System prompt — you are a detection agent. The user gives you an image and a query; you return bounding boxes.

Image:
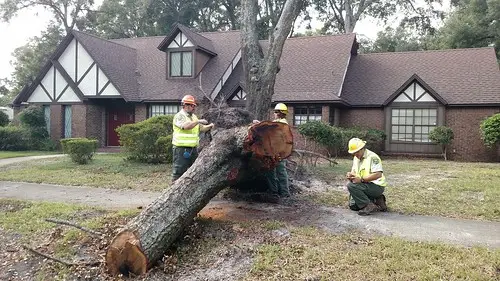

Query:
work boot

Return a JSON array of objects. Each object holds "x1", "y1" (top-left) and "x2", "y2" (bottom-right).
[
  {"x1": 374, "y1": 195, "x2": 388, "y2": 212},
  {"x1": 358, "y1": 203, "x2": 380, "y2": 216}
]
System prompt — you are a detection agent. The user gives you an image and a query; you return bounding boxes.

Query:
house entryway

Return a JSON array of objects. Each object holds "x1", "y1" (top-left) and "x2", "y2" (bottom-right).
[{"x1": 107, "y1": 108, "x2": 135, "y2": 146}]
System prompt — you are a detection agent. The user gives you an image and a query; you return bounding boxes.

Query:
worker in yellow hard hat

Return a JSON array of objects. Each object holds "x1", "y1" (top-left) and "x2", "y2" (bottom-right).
[
  {"x1": 252, "y1": 103, "x2": 291, "y2": 202},
  {"x1": 171, "y1": 94, "x2": 214, "y2": 182},
  {"x1": 346, "y1": 137, "x2": 388, "y2": 215}
]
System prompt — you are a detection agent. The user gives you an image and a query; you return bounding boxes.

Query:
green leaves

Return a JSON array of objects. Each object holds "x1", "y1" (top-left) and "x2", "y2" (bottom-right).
[{"x1": 480, "y1": 113, "x2": 500, "y2": 147}]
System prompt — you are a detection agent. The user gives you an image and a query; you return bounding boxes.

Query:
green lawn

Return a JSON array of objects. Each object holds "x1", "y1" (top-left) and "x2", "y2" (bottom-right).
[
  {"x1": 310, "y1": 158, "x2": 500, "y2": 221},
  {"x1": 244, "y1": 225, "x2": 500, "y2": 281},
  {"x1": 0, "y1": 151, "x2": 59, "y2": 159},
  {"x1": 0, "y1": 153, "x2": 172, "y2": 191}
]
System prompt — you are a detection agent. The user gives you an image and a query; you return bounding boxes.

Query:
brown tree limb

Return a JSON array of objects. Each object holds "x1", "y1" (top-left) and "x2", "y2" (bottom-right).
[
  {"x1": 22, "y1": 245, "x2": 75, "y2": 266},
  {"x1": 45, "y1": 218, "x2": 103, "y2": 237},
  {"x1": 293, "y1": 149, "x2": 338, "y2": 165}
]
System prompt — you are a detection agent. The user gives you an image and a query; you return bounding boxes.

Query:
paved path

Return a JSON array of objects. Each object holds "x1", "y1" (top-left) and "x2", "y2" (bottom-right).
[
  {"x1": 1, "y1": 180, "x2": 499, "y2": 249},
  {"x1": 0, "y1": 154, "x2": 65, "y2": 167}
]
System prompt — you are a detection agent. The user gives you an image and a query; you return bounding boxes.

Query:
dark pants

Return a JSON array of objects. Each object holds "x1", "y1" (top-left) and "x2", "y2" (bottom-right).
[
  {"x1": 265, "y1": 160, "x2": 290, "y2": 197},
  {"x1": 172, "y1": 146, "x2": 198, "y2": 181},
  {"x1": 347, "y1": 182, "x2": 384, "y2": 209}
]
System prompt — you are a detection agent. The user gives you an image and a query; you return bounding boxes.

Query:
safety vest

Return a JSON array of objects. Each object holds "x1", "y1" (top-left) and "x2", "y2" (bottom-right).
[
  {"x1": 273, "y1": 118, "x2": 288, "y2": 124},
  {"x1": 352, "y1": 149, "x2": 387, "y2": 187},
  {"x1": 172, "y1": 111, "x2": 200, "y2": 147}
]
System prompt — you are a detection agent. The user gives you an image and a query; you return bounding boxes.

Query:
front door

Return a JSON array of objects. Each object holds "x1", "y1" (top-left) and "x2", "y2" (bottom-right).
[{"x1": 107, "y1": 108, "x2": 135, "y2": 146}]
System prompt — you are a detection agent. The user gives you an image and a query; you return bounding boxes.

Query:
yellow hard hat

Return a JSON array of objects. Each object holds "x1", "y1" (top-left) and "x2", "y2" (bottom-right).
[
  {"x1": 274, "y1": 103, "x2": 288, "y2": 114},
  {"x1": 348, "y1": 138, "x2": 366, "y2": 154}
]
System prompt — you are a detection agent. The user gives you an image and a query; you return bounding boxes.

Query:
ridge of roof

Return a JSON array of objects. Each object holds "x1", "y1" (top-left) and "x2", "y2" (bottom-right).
[
  {"x1": 359, "y1": 46, "x2": 495, "y2": 56},
  {"x1": 157, "y1": 23, "x2": 216, "y2": 55},
  {"x1": 72, "y1": 30, "x2": 137, "y2": 51}
]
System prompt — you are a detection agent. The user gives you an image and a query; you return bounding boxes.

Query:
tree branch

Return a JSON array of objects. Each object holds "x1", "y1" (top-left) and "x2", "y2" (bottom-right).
[{"x1": 45, "y1": 218, "x2": 103, "y2": 237}]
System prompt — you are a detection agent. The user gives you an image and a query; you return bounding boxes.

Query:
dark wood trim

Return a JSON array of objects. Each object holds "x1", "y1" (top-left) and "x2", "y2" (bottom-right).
[
  {"x1": 383, "y1": 74, "x2": 448, "y2": 106},
  {"x1": 77, "y1": 62, "x2": 96, "y2": 85},
  {"x1": 96, "y1": 65, "x2": 99, "y2": 95},
  {"x1": 53, "y1": 66, "x2": 56, "y2": 100},
  {"x1": 98, "y1": 81, "x2": 111, "y2": 95},
  {"x1": 52, "y1": 60, "x2": 86, "y2": 100},
  {"x1": 39, "y1": 83, "x2": 54, "y2": 101},
  {"x1": 55, "y1": 84, "x2": 70, "y2": 101}
]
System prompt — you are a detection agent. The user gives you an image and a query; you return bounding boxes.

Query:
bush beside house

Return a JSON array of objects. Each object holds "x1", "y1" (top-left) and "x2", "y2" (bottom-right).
[
  {"x1": 60, "y1": 138, "x2": 99, "y2": 164},
  {"x1": 429, "y1": 126, "x2": 454, "y2": 161},
  {"x1": 116, "y1": 115, "x2": 174, "y2": 164}
]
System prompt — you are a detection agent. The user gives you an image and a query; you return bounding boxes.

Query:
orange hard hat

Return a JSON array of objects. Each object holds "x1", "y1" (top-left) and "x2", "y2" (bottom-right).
[{"x1": 181, "y1": 95, "x2": 196, "y2": 106}]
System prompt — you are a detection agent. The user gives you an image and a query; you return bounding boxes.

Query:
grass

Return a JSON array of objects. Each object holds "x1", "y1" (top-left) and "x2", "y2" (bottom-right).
[
  {"x1": 0, "y1": 151, "x2": 59, "y2": 159},
  {"x1": 244, "y1": 226, "x2": 500, "y2": 281},
  {"x1": 310, "y1": 158, "x2": 500, "y2": 221},
  {"x1": 0, "y1": 153, "x2": 172, "y2": 191}
]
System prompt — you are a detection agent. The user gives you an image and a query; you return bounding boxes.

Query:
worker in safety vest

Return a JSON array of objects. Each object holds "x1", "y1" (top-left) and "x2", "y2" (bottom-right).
[
  {"x1": 172, "y1": 95, "x2": 214, "y2": 182},
  {"x1": 346, "y1": 138, "x2": 388, "y2": 215},
  {"x1": 253, "y1": 103, "x2": 291, "y2": 201}
]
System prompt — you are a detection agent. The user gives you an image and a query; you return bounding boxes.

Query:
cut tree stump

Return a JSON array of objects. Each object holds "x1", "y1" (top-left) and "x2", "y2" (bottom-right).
[{"x1": 106, "y1": 108, "x2": 293, "y2": 276}]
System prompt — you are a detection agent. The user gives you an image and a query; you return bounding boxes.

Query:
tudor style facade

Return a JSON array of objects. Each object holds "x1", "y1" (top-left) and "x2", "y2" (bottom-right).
[{"x1": 12, "y1": 24, "x2": 500, "y2": 161}]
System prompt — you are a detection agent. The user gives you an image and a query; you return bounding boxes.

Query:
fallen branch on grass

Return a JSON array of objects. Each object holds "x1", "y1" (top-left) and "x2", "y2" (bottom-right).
[
  {"x1": 45, "y1": 218, "x2": 103, "y2": 237},
  {"x1": 294, "y1": 149, "x2": 338, "y2": 165},
  {"x1": 22, "y1": 245, "x2": 101, "y2": 267}
]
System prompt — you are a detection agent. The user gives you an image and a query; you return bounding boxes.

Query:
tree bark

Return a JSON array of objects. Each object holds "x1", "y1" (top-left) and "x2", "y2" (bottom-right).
[
  {"x1": 241, "y1": 0, "x2": 304, "y2": 120},
  {"x1": 106, "y1": 111, "x2": 293, "y2": 276}
]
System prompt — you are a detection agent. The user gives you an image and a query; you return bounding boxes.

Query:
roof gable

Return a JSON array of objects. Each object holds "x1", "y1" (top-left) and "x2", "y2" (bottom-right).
[
  {"x1": 73, "y1": 31, "x2": 139, "y2": 101},
  {"x1": 157, "y1": 23, "x2": 217, "y2": 56},
  {"x1": 383, "y1": 74, "x2": 448, "y2": 106}
]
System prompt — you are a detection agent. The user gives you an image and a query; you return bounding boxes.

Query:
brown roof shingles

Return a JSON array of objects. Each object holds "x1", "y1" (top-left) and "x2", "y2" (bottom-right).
[
  {"x1": 73, "y1": 31, "x2": 139, "y2": 101},
  {"x1": 273, "y1": 33, "x2": 356, "y2": 103},
  {"x1": 341, "y1": 47, "x2": 500, "y2": 106},
  {"x1": 112, "y1": 31, "x2": 241, "y2": 102}
]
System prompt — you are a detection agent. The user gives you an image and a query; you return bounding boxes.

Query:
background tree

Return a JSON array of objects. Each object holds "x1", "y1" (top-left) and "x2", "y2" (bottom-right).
[
  {"x1": 428, "y1": 0, "x2": 500, "y2": 60},
  {"x1": 8, "y1": 24, "x2": 65, "y2": 97},
  {"x1": 311, "y1": 0, "x2": 445, "y2": 34},
  {"x1": 241, "y1": 0, "x2": 305, "y2": 119},
  {"x1": 0, "y1": 0, "x2": 94, "y2": 34},
  {"x1": 0, "y1": 79, "x2": 13, "y2": 107},
  {"x1": 366, "y1": 26, "x2": 427, "y2": 53}
]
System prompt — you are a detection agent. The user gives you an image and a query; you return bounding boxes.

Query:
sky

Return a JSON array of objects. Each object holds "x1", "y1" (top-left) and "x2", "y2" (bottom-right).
[{"x1": 0, "y1": 5, "x2": 408, "y2": 83}]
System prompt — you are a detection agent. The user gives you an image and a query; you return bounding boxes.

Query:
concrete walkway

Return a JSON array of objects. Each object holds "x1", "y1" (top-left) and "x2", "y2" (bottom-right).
[
  {"x1": 1, "y1": 180, "x2": 499, "y2": 249},
  {"x1": 0, "y1": 154, "x2": 65, "y2": 167}
]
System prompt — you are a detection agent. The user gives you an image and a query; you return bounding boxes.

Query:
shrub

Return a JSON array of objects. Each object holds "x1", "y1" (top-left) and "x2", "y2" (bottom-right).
[
  {"x1": 429, "y1": 126, "x2": 454, "y2": 161},
  {"x1": 0, "y1": 126, "x2": 30, "y2": 150},
  {"x1": 60, "y1": 138, "x2": 98, "y2": 164},
  {"x1": 0, "y1": 111, "x2": 9, "y2": 127},
  {"x1": 297, "y1": 122, "x2": 386, "y2": 156},
  {"x1": 116, "y1": 115, "x2": 174, "y2": 163},
  {"x1": 19, "y1": 106, "x2": 46, "y2": 128},
  {"x1": 480, "y1": 113, "x2": 500, "y2": 148},
  {"x1": 18, "y1": 106, "x2": 52, "y2": 150}
]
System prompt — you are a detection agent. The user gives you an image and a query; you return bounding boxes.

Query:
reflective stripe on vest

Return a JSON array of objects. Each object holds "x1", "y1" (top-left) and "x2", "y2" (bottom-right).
[
  {"x1": 172, "y1": 111, "x2": 200, "y2": 147},
  {"x1": 273, "y1": 118, "x2": 288, "y2": 124},
  {"x1": 352, "y1": 149, "x2": 387, "y2": 187}
]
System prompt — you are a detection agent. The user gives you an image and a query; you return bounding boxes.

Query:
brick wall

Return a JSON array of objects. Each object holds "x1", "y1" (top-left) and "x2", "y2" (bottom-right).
[
  {"x1": 339, "y1": 108, "x2": 385, "y2": 130},
  {"x1": 446, "y1": 107, "x2": 500, "y2": 162},
  {"x1": 135, "y1": 104, "x2": 147, "y2": 122},
  {"x1": 72, "y1": 104, "x2": 87, "y2": 138},
  {"x1": 86, "y1": 104, "x2": 105, "y2": 147},
  {"x1": 50, "y1": 104, "x2": 63, "y2": 144}
]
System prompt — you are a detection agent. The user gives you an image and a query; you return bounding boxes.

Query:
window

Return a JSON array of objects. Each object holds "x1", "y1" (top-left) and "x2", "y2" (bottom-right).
[
  {"x1": 43, "y1": 105, "x2": 50, "y2": 135},
  {"x1": 170, "y1": 51, "x2": 192, "y2": 77},
  {"x1": 294, "y1": 106, "x2": 322, "y2": 125},
  {"x1": 149, "y1": 104, "x2": 179, "y2": 117},
  {"x1": 391, "y1": 108, "x2": 437, "y2": 142},
  {"x1": 63, "y1": 105, "x2": 72, "y2": 138}
]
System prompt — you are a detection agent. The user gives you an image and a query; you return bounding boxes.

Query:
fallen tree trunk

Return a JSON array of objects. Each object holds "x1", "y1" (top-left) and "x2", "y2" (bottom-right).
[{"x1": 106, "y1": 109, "x2": 293, "y2": 276}]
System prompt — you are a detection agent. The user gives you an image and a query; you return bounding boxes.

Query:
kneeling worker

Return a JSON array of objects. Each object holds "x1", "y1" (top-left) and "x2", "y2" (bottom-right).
[{"x1": 346, "y1": 138, "x2": 388, "y2": 215}]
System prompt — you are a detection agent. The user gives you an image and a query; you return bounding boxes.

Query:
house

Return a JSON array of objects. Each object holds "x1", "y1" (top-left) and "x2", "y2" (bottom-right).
[{"x1": 12, "y1": 24, "x2": 500, "y2": 161}]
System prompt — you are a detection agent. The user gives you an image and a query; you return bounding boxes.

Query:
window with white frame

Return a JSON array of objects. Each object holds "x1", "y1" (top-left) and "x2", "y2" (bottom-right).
[
  {"x1": 170, "y1": 51, "x2": 192, "y2": 77},
  {"x1": 294, "y1": 106, "x2": 322, "y2": 125},
  {"x1": 149, "y1": 104, "x2": 179, "y2": 117}
]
